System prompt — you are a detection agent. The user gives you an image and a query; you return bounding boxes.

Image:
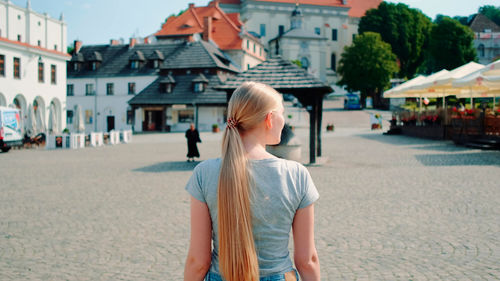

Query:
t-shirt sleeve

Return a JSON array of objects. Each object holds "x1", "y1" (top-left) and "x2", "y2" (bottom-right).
[
  {"x1": 185, "y1": 165, "x2": 206, "y2": 203},
  {"x1": 297, "y1": 165, "x2": 319, "y2": 209}
]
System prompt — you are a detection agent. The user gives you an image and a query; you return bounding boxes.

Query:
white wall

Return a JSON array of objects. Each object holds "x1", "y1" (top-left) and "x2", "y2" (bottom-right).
[
  {"x1": 67, "y1": 76, "x2": 157, "y2": 133},
  {"x1": 0, "y1": 39, "x2": 69, "y2": 132}
]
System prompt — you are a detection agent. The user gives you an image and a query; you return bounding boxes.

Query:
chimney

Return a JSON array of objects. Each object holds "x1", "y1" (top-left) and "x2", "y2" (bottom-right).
[
  {"x1": 203, "y1": 17, "x2": 212, "y2": 42},
  {"x1": 209, "y1": 0, "x2": 219, "y2": 7},
  {"x1": 110, "y1": 39, "x2": 120, "y2": 45},
  {"x1": 189, "y1": 3, "x2": 195, "y2": 9},
  {"x1": 74, "y1": 40, "x2": 82, "y2": 53},
  {"x1": 129, "y1": 38, "x2": 137, "y2": 48}
]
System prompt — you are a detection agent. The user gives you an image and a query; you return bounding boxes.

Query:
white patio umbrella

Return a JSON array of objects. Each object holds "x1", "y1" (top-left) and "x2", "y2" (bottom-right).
[
  {"x1": 25, "y1": 103, "x2": 36, "y2": 138},
  {"x1": 48, "y1": 103, "x2": 59, "y2": 134},
  {"x1": 452, "y1": 60, "x2": 500, "y2": 106},
  {"x1": 35, "y1": 105, "x2": 46, "y2": 133},
  {"x1": 383, "y1": 75, "x2": 427, "y2": 98},
  {"x1": 74, "y1": 105, "x2": 85, "y2": 133}
]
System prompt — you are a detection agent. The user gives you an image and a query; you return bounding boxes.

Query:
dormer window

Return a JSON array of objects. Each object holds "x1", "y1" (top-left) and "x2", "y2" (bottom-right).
[
  {"x1": 87, "y1": 51, "x2": 103, "y2": 71},
  {"x1": 192, "y1": 73, "x2": 209, "y2": 93},
  {"x1": 159, "y1": 75, "x2": 176, "y2": 94},
  {"x1": 148, "y1": 50, "x2": 164, "y2": 69},
  {"x1": 194, "y1": 83, "x2": 205, "y2": 93},
  {"x1": 71, "y1": 52, "x2": 84, "y2": 72},
  {"x1": 129, "y1": 50, "x2": 145, "y2": 69}
]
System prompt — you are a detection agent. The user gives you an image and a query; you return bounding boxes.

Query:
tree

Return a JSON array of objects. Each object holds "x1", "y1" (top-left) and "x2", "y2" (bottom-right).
[
  {"x1": 337, "y1": 32, "x2": 399, "y2": 108},
  {"x1": 429, "y1": 16, "x2": 477, "y2": 71},
  {"x1": 479, "y1": 5, "x2": 500, "y2": 26},
  {"x1": 358, "y1": 2, "x2": 432, "y2": 79}
]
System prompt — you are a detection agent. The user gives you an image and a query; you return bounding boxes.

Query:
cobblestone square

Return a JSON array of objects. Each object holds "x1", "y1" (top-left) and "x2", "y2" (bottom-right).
[{"x1": 1, "y1": 101, "x2": 499, "y2": 280}]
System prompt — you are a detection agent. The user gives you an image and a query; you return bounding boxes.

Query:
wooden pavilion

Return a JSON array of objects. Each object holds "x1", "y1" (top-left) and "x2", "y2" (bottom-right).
[{"x1": 216, "y1": 57, "x2": 332, "y2": 164}]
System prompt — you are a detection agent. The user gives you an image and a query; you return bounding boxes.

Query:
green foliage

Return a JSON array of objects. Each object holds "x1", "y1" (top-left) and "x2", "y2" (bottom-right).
[
  {"x1": 165, "y1": 8, "x2": 187, "y2": 23},
  {"x1": 452, "y1": 15, "x2": 469, "y2": 26},
  {"x1": 67, "y1": 46, "x2": 74, "y2": 55},
  {"x1": 358, "y1": 2, "x2": 432, "y2": 79},
  {"x1": 429, "y1": 16, "x2": 477, "y2": 71},
  {"x1": 337, "y1": 32, "x2": 399, "y2": 107},
  {"x1": 479, "y1": 5, "x2": 500, "y2": 26},
  {"x1": 290, "y1": 60, "x2": 302, "y2": 68}
]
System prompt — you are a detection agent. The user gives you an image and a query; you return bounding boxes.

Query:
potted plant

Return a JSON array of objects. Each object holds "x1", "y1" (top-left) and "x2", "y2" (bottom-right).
[{"x1": 212, "y1": 123, "x2": 219, "y2": 133}]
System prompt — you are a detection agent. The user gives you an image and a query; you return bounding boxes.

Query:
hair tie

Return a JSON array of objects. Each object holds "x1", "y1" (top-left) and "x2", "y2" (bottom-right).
[{"x1": 227, "y1": 117, "x2": 238, "y2": 129}]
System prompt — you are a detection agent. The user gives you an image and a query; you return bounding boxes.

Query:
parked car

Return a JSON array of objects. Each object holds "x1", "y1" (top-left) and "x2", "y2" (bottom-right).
[
  {"x1": 0, "y1": 106, "x2": 24, "y2": 152},
  {"x1": 344, "y1": 93, "x2": 362, "y2": 110}
]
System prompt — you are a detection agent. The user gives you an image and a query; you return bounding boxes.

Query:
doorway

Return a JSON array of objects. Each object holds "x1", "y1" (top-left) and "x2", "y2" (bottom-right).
[
  {"x1": 107, "y1": 116, "x2": 115, "y2": 132},
  {"x1": 143, "y1": 110, "x2": 162, "y2": 131}
]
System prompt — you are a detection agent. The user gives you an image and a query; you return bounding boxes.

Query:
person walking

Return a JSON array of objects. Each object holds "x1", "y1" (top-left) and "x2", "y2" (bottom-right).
[
  {"x1": 184, "y1": 82, "x2": 320, "y2": 281},
  {"x1": 185, "y1": 123, "x2": 201, "y2": 162}
]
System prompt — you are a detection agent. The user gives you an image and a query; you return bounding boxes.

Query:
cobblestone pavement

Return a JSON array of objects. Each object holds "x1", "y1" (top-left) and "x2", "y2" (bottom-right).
[{"x1": 1, "y1": 100, "x2": 499, "y2": 280}]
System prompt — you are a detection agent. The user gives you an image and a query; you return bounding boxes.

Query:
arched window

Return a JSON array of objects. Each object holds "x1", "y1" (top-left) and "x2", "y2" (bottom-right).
[
  {"x1": 478, "y1": 44, "x2": 485, "y2": 58},
  {"x1": 331, "y1": 53, "x2": 336, "y2": 72},
  {"x1": 300, "y1": 57, "x2": 309, "y2": 70}
]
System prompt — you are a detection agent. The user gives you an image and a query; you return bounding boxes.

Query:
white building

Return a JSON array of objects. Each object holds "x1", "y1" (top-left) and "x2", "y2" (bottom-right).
[
  {"x1": 0, "y1": 0, "x2": 69, "y2": 133},
  {"x1": 469, "y1": 13, "x2": 500, "y2": 65},
  {"x1": 67, "y1": 40, "x2": 239, "y2": 133},
  {"x1": 219, "y1": 0, "x2": 381, "y2": 85}
]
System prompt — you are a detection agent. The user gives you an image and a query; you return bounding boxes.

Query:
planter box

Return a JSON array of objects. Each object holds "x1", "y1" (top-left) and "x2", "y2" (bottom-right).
[
  {"x1": 90, "y1": 132, "x2": 104, "y2": 147},
  {"x1": 400, "y1": 125, "x2": 445, "y2": 140}
]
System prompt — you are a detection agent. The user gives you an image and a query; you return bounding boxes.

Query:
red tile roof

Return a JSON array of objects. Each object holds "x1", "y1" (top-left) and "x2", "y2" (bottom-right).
[
  {"x1": 347, "y1": 0, "x2": 381, "y2": 18},
  {"x1": 0, "y1": 36, "x2": 70, "y2": 58},
  {"x1": 155, "y1": 3, "x2": 250, "y2": 51}
]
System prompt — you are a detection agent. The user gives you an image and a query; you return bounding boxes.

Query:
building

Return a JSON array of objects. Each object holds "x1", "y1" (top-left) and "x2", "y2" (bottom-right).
[
  {"x1": 468, "y1": 13, "x2": 500, "y2": 65},
  {"x1": 218, "y1": 0, "x2": 381, "y2": 85},
  {"x1": 129, "y1": 40, "x2": 239, "y2": 132},
  {"x1": 154, "y1": 0, "x2": 266, "y2": 71},
  {"x1": 67, "y1": 39, "x2": 238, "y2": 133},
  {"x1": 0, "y1": 0, "x2": 69, "y2": 132}
]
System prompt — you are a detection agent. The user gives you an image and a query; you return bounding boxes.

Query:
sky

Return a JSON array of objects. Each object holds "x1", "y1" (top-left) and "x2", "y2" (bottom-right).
[{"x1": 11, "y1": 0, "x2": 500, "y2": 47}]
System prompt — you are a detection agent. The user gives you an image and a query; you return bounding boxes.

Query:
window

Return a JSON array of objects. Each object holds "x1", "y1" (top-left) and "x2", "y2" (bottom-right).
[
  {"x1": 14, "y1": 57, "x2": 20, "y2": 79},
  {"x1": 130, "y1": 61, "x2": 139, "y2": 69},
  {"x1": 67, "y1": 110, "x2": 74, "y2": 124},
  {"x1": 352, "y1": 34, "x2": 356, "y2": 41},
  {"x1": 91, "y1": 62, "x2": 98, "y2": 71},
  {"x1": 37, "y1": 40, "x2": 41, "y2": 46},
  {"x1": 38, "y1": 21, "x2": 41, "y2": 26},
  {"x1": 106, "y1": 83, "x2": 114, "y2": 95},
  {"x1": 193, "y1": 83, "x2": 204, "y2": 93},
  {"x1": 253, "y1": 43, "x2": 256, "y2": 53},
  {"x1": 54, "y1": 45, "x2": 58, "y2": 51},
  {"x1": 38, "y1": 62, "x2": 44, "y2": 82},
  {"x1": 67, "y1": 84, "x2": 74, "y2": 96},
  {"x1": 17, "y1": 35, "x2": 21, "y2": 42},
  {"x1": 315, "y1": 27, "x2": 321, "y2": 35},
  {"x1": 246, "y1": 40, "x2": 250, "y2": 50},
  {"x1": 85, "y1": 83, "x2": 95, "y2": 96},
  {"x1": 260, "y1": 24, "x2": 266, "y2": 36},
  {"x1": 153, "y1": 60, "x2": 160, "y2": 68},
  {"x1": 331, "y1": 53, "x2": 336, "y2": 72},
  {"x1": 128, "y1": 82, "x2": 136, "y2": 95},
  {"x1": 127, "y1": 109, "x2": 133, "y2": 125},
  {"x1": 479, "y1": 44, "x2": 485, "y2": 57},
  {"x1": 162, "y1": 83, "x2": 172, "y2": 93},
  {"x1": 85, "y1": 110, "x2": 93, "y2": 124},
  {"x1": 73, "y1": 62, "x2": 80, "y2": 71},
  {"x1": 279, "y1": 25, "x2": 285, "y2": 36},
  {"x1": 0, "y1": 55, "x2": 4, "y2": 77},
  {"x1": 300, "y1": 57, "x2": 309, "y2": 70},
  {"x1": 51, "y1": 65, "x2": 56, "y2": 84},
  {"x1": 332, "y1": 29, "x2": 337, "y2": 41}
]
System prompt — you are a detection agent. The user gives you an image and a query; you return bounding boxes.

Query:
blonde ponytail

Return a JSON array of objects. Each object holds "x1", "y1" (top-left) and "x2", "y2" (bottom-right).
[{"x1": 217, "y1": 82, "x2": 282, "y2": 281}]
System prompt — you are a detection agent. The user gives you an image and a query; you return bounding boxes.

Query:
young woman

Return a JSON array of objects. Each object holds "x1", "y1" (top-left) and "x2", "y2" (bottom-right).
[{"x1": 184, "y1": 82, "x2": 320, "y2": 281}]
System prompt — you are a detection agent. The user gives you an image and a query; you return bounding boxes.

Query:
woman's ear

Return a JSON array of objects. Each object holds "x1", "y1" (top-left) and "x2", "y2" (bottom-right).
[{"x1": 265, "y1": 112, "x2": 273, "y2": 129}]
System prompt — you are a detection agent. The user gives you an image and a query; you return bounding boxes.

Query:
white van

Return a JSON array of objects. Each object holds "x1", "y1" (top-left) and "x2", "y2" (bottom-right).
[{"x1": 0, "y1": 106, "x2": 24, "y2": 152}]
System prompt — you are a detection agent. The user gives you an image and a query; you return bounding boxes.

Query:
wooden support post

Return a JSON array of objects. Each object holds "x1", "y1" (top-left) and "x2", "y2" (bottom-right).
[
  {"x1": 316, "y1": 95, "x2": 323, "y2": 157},
  {"x1": 309, "y1": 101, "x2": 317, "y2": 164},
  {"x1": 161, "y1": 106, "x2": 166, "y2": 132}
]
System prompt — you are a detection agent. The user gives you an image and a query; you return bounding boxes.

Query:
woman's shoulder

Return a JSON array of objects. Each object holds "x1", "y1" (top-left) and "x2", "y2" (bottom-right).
[{"x1": 194, "y1": 158, "x2": 221, "y2": 173}]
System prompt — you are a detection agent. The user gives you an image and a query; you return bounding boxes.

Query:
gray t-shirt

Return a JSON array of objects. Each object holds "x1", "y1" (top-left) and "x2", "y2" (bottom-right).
[{"x1": 185, "y1": 157, "x2": 319, "y2": 277}]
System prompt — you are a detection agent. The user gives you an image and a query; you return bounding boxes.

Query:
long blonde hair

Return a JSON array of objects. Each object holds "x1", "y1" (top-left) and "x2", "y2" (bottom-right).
[{"x1": 218, "y1": 82, "x2": 282, "y2": 281}]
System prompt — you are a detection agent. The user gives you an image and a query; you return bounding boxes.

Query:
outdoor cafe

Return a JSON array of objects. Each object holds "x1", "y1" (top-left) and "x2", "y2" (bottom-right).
[{"x1": 384, "y1": 60, "x2": 500, "y2": 148}]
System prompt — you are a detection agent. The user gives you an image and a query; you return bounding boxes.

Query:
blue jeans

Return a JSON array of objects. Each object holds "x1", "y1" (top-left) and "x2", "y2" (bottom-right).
[{"x1": 205, "y1": 270, "x2": 299, "y2": 281}]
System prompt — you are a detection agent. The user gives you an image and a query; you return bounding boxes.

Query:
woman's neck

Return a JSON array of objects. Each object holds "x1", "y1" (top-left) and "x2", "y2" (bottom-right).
[{"x1": 240, "y1": 128, "x2": 275, "y2": 160}]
